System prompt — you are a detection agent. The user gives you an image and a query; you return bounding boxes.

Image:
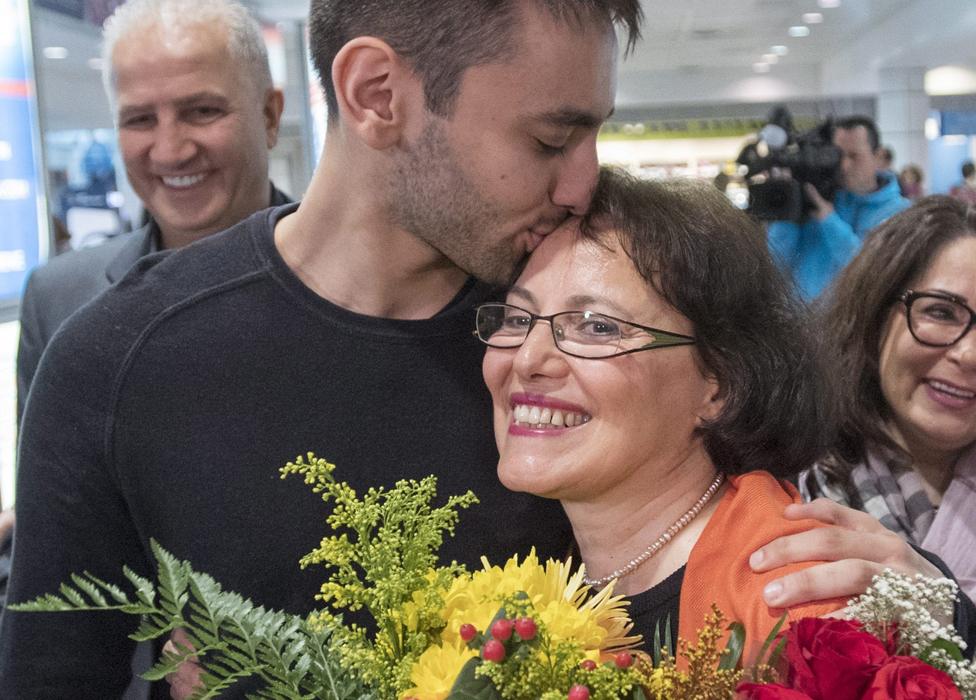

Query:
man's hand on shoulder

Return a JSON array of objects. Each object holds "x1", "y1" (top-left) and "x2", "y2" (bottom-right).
[
  {"x1": 748, "y1": 498, "x2": 940, "y2": 608},
  {"x1": 804, "y1": 183, "x2": 835, "y2": 221}
]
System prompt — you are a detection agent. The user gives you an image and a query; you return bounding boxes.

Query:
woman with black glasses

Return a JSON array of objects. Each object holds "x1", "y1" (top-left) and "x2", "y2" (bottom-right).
[{"x1": 801, "y1": 196, "x2": 976, "y2": 601}]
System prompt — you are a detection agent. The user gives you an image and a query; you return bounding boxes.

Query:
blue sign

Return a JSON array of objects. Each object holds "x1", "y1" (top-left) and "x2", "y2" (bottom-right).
[
  {"x1": 941, "y1": 111, "x2": 976, "y2": 137},
  {"x1": 0, "y1": 0, "x2": 45, "y2": 301}
]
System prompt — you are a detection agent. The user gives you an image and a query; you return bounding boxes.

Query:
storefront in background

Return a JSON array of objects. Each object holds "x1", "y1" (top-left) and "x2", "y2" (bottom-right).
[{"x1": 0, "y1": 0, "x2": 48, "y2": 306}]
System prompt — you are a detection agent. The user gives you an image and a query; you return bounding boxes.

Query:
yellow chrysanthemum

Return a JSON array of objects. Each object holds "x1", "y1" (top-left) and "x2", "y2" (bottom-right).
[
  {"x1": 438, "y1": 550, "x2": 640, "y2": 650},
  {"x1": 439, "y1": 550, "x2": 547, "y2": 641},
  {"x1": 545, "y1": 557, "x2": 641, "y2": 650},
  {"x1": 404, "y1": 640, "x2": 477, "y2": 700}
]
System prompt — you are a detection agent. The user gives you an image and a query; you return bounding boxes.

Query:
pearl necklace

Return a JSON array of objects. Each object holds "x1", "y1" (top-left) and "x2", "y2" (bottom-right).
[{"x1": 582, "y1": 472, "x2": 725, "y2": 588}]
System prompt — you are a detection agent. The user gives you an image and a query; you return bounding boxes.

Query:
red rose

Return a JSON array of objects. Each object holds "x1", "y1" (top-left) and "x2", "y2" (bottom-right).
[
  {"x1": 860, "y1": 656, "x2": 962, "y2": 700},
  {"x1": 736, "y1": 681, "x2": 814, "y2": 699},
  {"x1": 784, "y1": 618, "x2": 890, "y2": 700}
]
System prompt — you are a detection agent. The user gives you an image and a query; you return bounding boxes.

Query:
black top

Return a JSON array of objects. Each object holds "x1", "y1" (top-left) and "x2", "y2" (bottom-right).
[
  {"x1": 16, "y1": 184, "x2": 292, "y2": 422},
  {"x1": 0, "y1": 204, "x2": 572, "y2": 698},
  {"x1": 627, "y1": 565, "x2": 684, "y2": 654}
]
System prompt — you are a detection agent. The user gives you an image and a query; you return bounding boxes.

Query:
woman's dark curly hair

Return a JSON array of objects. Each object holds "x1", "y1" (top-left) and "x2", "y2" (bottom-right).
[{"x1": 579, "y1": 167, "x2": 833, "y2": 477}]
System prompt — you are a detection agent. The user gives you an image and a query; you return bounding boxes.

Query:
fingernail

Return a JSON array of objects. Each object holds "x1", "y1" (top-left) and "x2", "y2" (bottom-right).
[
  {"x1": 764, "y1": 581, "x2": 783, "y2": 605},
  {"x1": 749, "y1": 549, "x2": 764, "y2": 568}
]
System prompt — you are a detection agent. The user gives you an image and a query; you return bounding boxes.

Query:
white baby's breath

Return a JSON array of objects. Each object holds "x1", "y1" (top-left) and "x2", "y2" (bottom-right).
[{"x1": 847, "y1": 568, "x2": 975, "y2": 699}]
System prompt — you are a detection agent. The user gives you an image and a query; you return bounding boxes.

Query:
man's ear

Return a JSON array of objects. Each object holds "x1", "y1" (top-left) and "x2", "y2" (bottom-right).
[
  {"x1": 263, "y1": 87, "x2": 285, "y2": 149},
  {"x1": 331, "y1": 37, "x2": 420, "y2": 149}
]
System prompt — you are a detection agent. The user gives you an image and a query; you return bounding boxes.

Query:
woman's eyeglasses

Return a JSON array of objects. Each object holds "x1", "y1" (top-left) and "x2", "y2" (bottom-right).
[
  {"x1": 899, "y1": 290, "x2": 976, "y2": 347},
  {"x1": 473, "y1": 302, "x2": 695, "y2": 359}
]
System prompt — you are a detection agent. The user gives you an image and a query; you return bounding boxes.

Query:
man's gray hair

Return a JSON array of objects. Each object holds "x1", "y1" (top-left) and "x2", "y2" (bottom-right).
[{"x1": 101, "y1": 0, "x2": 273, "y2": 107}]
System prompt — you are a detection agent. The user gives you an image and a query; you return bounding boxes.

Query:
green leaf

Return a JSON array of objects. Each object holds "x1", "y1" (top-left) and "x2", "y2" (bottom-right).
[
  {"x1": 130, "y1": 611, "x2": 179, "y2": 642},
  {"x1": 767, "y1": 636, "x2": 787, "y2": 668},
  {"x1": 83, "y1": 573, "x2": 133, "y2": 605},
  {"x1": 151, "y1": 540, "x2": 192, "y2": 619},
  {"x1": 9, "y1": 594, "x2": 76, "y2": 612},
  {"x1": 71, "y1": 574, "x2": 109, "y2": 607},
  {"x1": 123, "y1": 565, "x2": 158, "y2": 608},
  {"x1": 753, "y1": 613, "x2": 787, "y2": 669},
  {"x1": 447, "y1": 657, "x2": 501, "y2": 700},
  {"x1": 142, "y1": 646, "x2": 195, "y2": 682},
  {"x1": 59, "y1": 583, "x2": 86, "y2": 608},
  {"x1": 665, "y1": 615, "x2": 672, "y2": 656},
  {"x1": 719, "y1": 622, "x2": 745, "y2": 670},
  {"x1": 921, "y1": 638, "x2": 965, "y2": 665},
  {"x1": 651, "y1": 613, "x2": 673, "y2": 665}
]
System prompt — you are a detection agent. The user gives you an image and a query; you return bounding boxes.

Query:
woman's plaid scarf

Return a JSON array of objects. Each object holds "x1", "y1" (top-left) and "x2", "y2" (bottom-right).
[
  {"x1": 800, "y1": 449, "x2": 934, "y2": 544},
  {"x1": 801, "y1": 444, "x2": 976, "y2": 601}
]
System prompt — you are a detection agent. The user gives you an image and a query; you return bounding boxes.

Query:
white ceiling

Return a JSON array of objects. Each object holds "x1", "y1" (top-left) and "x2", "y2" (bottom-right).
[
  {"x1": 244, "y1": 0, "x2": 976, "y2": 70},
  {"x1": 30, "y1": 0, "x2": 976, "y2": 130}
]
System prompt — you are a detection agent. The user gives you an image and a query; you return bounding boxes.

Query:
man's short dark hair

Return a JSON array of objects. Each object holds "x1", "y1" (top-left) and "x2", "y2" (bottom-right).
[
  {"x1": 963, "y1": 161, "x2": 975, "y2": 179},
  {"x1": 579, "y1": 168, "x2": 833, "y2": 478},
  {"x1": 835, "y1": 115, "x2": 881, "y2": 151},
  {"x1": 308, "y1": 0, "x2": 642, "y2": 121}
]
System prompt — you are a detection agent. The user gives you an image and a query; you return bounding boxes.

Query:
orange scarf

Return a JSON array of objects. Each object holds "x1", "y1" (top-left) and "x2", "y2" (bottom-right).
[{"x1": 677, "y1": 471, "x2": 846, "y2": 666}]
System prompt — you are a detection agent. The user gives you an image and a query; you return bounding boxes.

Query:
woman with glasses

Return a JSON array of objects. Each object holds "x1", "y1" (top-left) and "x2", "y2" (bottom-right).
[
  {"x1": 801, "y1": 196, "x2": 976, "y2": 600},
  {"x1": 475, "y1": 167, "x2": 850, "y2": 657}
]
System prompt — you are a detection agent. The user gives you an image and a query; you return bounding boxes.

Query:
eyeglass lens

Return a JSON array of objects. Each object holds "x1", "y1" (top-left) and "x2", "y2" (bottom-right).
[
  {"x1": 908, "y1": 295, "x2": 975, "y2": 346},
  {"x1": 476, "y1": 305, "x2": 637, "y2": 358}
]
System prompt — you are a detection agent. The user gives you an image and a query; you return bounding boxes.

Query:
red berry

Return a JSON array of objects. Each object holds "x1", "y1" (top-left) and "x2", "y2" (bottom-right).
[
  {"x1": 490, "y1": 618, "x2": 514, "y2": 641},
  {"x1": 481, "y1": 639, "x2": 506, "y2": 662},
  {"x1": 614, "y1": 651, "x2": 634, "y2": 669},
  {"x1": 579, "y1": 659, "x2": 597, "y2": 671},
  {"x1": 568, "y1": 684, "x2": 590, "y2": 700},
  {"x1": 514, "y1": 617, "x2": 537, "y2": 640},
  {"x1": 459, "y1": 623, "x2": 477, "y2": 642}
]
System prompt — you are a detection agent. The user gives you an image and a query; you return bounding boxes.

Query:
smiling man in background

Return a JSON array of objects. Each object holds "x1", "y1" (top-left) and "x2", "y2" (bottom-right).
[{"x1": 16, "y1": 0, "x2": 288, "y2": 422}]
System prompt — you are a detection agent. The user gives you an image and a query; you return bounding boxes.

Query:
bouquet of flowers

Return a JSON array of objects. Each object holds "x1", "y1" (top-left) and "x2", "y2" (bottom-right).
[
  {"x1": 735, "y1": 571, "x2": 973, "y2": 700},
  {"x1": 12, "y1": 454, "x2": 976, "y2": 699}
]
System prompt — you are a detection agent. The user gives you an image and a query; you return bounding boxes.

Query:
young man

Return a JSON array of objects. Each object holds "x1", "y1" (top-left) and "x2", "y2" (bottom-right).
[{"x1": 1, "y1": 2, "x2": 949, "y2": 697}]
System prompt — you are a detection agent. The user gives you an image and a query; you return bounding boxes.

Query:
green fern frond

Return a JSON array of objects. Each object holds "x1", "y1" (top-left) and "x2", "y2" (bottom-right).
[
  {"x1": 14, "y1": 458, "x2": 474, "y2": 699},
  {"x1": 12, "y1": 540, "x2": 367, "y2": 699}
]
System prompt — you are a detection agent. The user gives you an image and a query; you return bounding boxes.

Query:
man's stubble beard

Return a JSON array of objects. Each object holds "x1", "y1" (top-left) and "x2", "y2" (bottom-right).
[{"x1": 389, "y1": 118, "x2": 524, "y2": 286}]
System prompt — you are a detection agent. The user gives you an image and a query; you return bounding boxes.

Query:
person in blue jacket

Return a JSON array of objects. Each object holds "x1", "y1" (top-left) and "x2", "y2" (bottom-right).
[{"x1": 768, "y1": 115, "x2": 910, "y2": 301}]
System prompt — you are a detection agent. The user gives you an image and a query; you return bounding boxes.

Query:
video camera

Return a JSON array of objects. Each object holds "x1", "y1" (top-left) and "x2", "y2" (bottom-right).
[{"x1": 736, "y1": 106, "x2": 842, "y2": 222}]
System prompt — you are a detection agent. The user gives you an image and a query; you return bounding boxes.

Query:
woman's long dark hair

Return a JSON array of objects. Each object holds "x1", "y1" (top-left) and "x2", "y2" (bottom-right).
[{"x1": 817, "y1": 195, "x2": 976, "y2": 484}]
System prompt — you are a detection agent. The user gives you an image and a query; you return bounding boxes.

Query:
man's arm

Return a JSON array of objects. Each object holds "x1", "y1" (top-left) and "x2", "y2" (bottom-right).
[
  {"x1": 749, "y1": 498, "x2": 943, "y2": 602},
  {"x1": 766, "y1": 220, "x2": 802, "y2": 268},
  {"x1": 0, "y1": 311, "x2": 149, "y2": 697},
  {"x1": 751, "y1": 499, "x2": 976, "y2": 655},
  {"x1": 801, "y1": 183, "x2": 861, "y2": 267}
]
